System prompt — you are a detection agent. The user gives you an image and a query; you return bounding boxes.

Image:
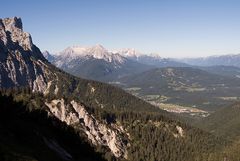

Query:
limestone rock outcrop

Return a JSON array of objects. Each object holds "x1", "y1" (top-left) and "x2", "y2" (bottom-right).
[{"x1": 45, "y1": 99, "x2": 128, "y2": 158}]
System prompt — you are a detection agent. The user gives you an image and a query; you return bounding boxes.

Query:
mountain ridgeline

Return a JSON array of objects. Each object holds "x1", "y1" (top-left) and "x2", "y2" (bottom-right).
[
  {"x1": 45, "y1": 47, "x2": 188, "y2": 83},
  {"x1": 0, "y1": 16, "x2": 239, "y2": 161},
  {"x1": 43, "y1": 44, "x2": 240, "y2": 113},
  {"x1": 46, "y1": 46, "x2": 153, "y2": 82},
  {"x1": 178, "y1": 54, "x2": 240, "y2": 67}
]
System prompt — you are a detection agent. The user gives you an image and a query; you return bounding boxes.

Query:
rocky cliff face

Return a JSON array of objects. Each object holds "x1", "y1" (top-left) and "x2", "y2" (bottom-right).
[
  {"x1": 42, "y1": 50, "x2": 55, "y2": 62},
  {"x1": 0, "y1": 17, "x2": 128, "y2": 158},
  {"x1": 45, "y1": 99, "x2": 128, "y2": 158},
  {"x1": 1, "y1": 17, "x2": 32, "y2": 50},
  {"x1": 0, "y1": 17, "x2": 51, "y2": 91}
]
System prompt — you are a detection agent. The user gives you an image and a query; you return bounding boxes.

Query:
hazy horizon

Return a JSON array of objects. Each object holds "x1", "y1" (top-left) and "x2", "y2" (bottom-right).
[
  {"x1": 47, "y1": 43, "x2": 240, "y2": 59},
  {"x1": 2, "y1": 0, "x2": 240, "y2": 58}
]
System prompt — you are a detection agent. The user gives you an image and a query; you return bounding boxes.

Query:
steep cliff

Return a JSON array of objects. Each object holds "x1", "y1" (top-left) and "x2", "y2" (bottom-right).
[
  {"x1": 45, "y1": 99, "x2": 128, "y2": 158},
  {"x1": 0, "y1": 17, "x2": 132, "y2": 158}
]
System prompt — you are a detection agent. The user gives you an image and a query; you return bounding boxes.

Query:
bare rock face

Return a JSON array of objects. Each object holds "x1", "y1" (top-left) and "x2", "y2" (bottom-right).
[
  {"x1": 0, "y1": 17, "x2": 50, "y2": 91},
  {"x1": 1, "y1": 17, "x2": 32, "y2": 50},
  {"x1": 45, "y1": 99, "x2": 128, "y2": 158}
]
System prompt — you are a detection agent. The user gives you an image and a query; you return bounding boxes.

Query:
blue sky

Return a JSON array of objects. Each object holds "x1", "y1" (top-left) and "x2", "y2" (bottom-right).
[{"x1": 2, "y1": 0, "x2": 240, "y2": 57}]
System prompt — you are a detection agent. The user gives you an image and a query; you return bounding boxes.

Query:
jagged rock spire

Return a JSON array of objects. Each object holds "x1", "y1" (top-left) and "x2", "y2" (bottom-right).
[{"x1": 0, "y1": 17, "x2": 33, "y2": 51}]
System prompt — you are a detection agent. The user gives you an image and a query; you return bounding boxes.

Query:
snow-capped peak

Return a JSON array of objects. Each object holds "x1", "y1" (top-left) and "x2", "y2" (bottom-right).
[
  {"x1": 57, "y1": 44, "x2": 126, "y2": 64},
  {"x1": 113, "y1": 48, "x2": 142, "y2": 58},
  {"x1": 86, "y1": 44, "x2": 109, "y2": 59},
  {"x1": 148, "y1": 53, "x2": 162, "y2": 59}
]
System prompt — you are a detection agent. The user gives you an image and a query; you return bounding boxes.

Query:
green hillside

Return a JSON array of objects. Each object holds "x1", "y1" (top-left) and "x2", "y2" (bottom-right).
[
  {"x1": 195, "y1": 102, "x2": 240, "y2": 141},
  {"x1": 195, "y1": 102, "x2": 240, "y2": 161},
  {"x1": 0, "y1": 87, "x2": 226, "y2": 161}
]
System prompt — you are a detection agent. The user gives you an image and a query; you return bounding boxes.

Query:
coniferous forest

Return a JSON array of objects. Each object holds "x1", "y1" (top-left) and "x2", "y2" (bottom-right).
[{"x1": 0, "y1": 88, "x2": 235, "y2": 161}]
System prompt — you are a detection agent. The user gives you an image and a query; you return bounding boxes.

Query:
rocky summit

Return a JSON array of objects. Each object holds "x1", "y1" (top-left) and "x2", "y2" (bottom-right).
[{"x1": 0, "y1": 17, "x2": 49, "y2": 90}]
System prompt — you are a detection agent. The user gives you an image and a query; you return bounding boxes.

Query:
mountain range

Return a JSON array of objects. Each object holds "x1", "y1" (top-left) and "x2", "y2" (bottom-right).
[
  {"x1": 2, "y1": 16, "x2": 240, "y2": 161},
  {"x1": 44, "y1": 46, "x2": 189, "y2": 82},
  {"x1": 0, "y1": 16, "x2": 229, "y2": 161},
  {"x1": 178, "y1": 54, "x2": 240, "y2": 67},
  {"x1": 42, "y1": 40, "x2": 240, "y2": 116},
  {"x1": 44, "y1": 45, "x2": 240, "y2": 85},
  {"x1": 113, "y1": 48, "x2": 189, "y2": 67},
  {"x1": 47, "y1": 45, "x2": 152, "y2": 82}
]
